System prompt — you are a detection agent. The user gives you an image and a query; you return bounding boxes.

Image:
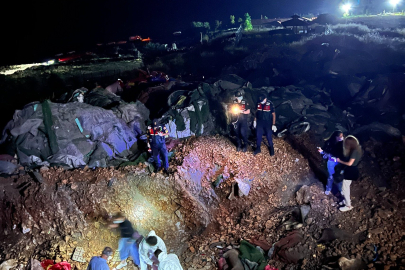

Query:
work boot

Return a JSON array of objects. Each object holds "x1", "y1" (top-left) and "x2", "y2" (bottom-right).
[
  {"x1": 236, "y1": 146, "x2": 241, "y2": 152},
  {"x1": 269, "y1": 145, "x2": 275, "y2": 156},
  {"x1": 254, "y1": 148, "x2": 261, "y2": 156},
  {"x1": 242, "y1": 145, "x2": 247, "y2": 152},
  {"x1": 155, "y1": 166, "x2": 162, "y2": 173},
  {"x1": 163, "y1": 168, "x2": 169, "y2": 175}
]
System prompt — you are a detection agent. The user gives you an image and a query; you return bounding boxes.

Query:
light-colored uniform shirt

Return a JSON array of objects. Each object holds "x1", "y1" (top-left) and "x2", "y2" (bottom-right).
[
  {"x1": 158, "y1": 252, "x2": 183, "y2": 270},
  {"x1": 139, "y1": 231, "x2": 167, "y2": 270}
]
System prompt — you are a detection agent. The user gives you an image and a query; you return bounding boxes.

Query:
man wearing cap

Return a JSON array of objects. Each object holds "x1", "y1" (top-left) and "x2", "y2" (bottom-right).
[
  {"x1": 253, "y1": 94, "x2": 276, "y2": 156},
  {"x1": 231, "y1": 91, "x2": 251, "y2": 152},
  {"x1": 87, "y1": 247, "x2": 114, "y2": 270},
  {"x1": 147, "y1": 119, "x2": 169, "y2": 173}
]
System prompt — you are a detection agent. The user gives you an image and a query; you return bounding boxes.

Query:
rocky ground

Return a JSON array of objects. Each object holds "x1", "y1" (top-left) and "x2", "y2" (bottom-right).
[
  {"x1": 177, "y1": 135, "x2": 405, "y2": 270},
  {"x1": 2, "y1": 16, "x2": 405, "y2": 270},
  {"x1": 1, "y1": 134, "x2": 404, "y2": 270}
]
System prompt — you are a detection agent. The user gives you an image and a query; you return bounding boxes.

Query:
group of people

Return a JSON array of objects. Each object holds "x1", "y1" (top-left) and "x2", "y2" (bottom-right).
[
  {"x1": 87, "y1": 214, "x2": 182, "y2": 270},
  {"x1": 231, "y1": 91, "x2": 277, "y2": 156},
  {"x1": 318, "y1": 131, "x2": 363, "y2": 212},
  {"x1": 146, "y1": 90, "x2": 278, "y2": 172},
  {"x1": 230, "y1": 90, "x2": 363, "y2": 212},
  {"x1": 145, "y1": 90, "x2": 362, "y2": 213}
]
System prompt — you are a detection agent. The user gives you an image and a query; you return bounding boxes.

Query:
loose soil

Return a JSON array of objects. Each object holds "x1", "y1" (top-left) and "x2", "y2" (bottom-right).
[{"x1": 1, "y1": 135, "x2": 404, "y2": 270}]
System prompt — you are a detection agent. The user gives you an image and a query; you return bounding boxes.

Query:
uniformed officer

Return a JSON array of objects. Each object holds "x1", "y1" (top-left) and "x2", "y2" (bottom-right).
[
  {"x1": 231, "y1": 91, "x2": 251, "y2": 152},
  {"x1": 147, "y1": 119, "x2": 169, "y2": 172},
  {"x1": 254, "y1": 94, "x2": 277, "y2": 156}
]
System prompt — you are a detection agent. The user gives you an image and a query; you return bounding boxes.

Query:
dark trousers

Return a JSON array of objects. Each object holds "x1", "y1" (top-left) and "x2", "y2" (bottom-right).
[
  {"x1": 256, "y1": 121, "x2": 273, "y2": 148},
  {"x1": 234, "y1": 121, "x2": 248, "y2": 147},
  {"x1": 152, "y1": 144, "x2": 169, "y2": 170}
]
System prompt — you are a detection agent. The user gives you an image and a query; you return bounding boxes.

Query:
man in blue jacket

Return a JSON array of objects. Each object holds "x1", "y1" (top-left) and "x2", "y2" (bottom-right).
[{"x1": 87, "y1": 247, "x2": 113, "y2": 270}]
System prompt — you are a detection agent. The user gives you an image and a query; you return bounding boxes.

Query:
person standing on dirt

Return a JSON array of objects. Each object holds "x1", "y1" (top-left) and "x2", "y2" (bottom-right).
[
  {"x1": 147, "y1": 119, "x2": 170, "y2": 173},
  {"x1": 318, "y1": 130, "x2": 344, "y2": 195},
  {"x1": 87, "y1": 247, "x2": 113, "y2": 270},
  {"x1": 336, "y1": 135, "x2": 363, "y2": 212},
  {"x1": 253, "y1": 94, "x2": 276, "y2": 156},
  {"x1": 109, "y1": 214, "x2": 137, "y2": 269},
  {"x1": 139, "y1": 230, "x2": 167, "y2": 270},
  {"x1": 231, "y1": 91, "x2": 251, "y2": 152}
]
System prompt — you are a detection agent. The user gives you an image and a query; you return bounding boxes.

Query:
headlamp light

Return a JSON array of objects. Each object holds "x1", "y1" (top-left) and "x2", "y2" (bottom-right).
[{"x1": 231, "y1": 104, "x2": 240, "y2": 115}]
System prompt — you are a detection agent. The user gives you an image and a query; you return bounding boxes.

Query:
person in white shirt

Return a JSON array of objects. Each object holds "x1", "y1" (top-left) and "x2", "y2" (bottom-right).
[
  {"x1": 153, "y1": 249, "x2": 183, "y2": 270},
  {"x1": 139, "y1": 231, "x2": 166, "y2": 270}
]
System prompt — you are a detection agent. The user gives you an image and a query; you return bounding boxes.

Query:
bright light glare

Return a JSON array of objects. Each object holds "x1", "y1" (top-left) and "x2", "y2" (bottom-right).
[
  {"x1": 47, "y1": 60, "x2": 55, "y2": 65},
  {"x1": 231, "y1": 105, "x2": 240, "y2": 114},
  {"x1": 390, "y1": 0, "x2": 400, "y2": 6},
  {"x1": 0, "y1": 63, "x2": 42, "y2": 75},
  {"x1": 341, "y1": 3, "x2": 352, "y2": 13},
  {"x1": 132, "y1": 205, "x2": 147, "y2": 220}
]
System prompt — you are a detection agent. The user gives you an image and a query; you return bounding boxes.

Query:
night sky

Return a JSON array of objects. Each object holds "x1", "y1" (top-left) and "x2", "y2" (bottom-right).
[{"x1": 2, "y1": 0, "x2": 335, "y2": 65}]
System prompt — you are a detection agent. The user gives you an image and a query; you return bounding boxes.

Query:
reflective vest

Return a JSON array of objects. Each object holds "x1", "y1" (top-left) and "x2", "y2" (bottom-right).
[
  {"x1": 148, "y1": 126, "x2": 168, "y2": 137},
  {"x1": 257, "y1": 102, "x2": 271, "y2": 112},
  {"x1": 148, "y1": 125, "x2": 168, "y2": 146}
]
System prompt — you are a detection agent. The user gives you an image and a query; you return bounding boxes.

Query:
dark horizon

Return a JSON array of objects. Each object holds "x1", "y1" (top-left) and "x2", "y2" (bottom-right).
[{"x1": 2, "y1": 0, "x2": 334, "y2": 66}]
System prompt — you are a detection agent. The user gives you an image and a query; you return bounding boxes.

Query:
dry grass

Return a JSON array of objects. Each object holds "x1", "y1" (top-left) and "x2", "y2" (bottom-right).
[{"x1": 290, "y1": 23, "x2": 405, "y2": 49}]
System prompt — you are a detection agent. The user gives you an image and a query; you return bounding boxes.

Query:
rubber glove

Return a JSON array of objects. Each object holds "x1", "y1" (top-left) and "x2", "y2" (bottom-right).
[
  {"x1": 272, "y1": 125, "x2": 277, "y2": 132},
  {"x1": 253, "y1": 121, "x2": 256, "y2": 128}
]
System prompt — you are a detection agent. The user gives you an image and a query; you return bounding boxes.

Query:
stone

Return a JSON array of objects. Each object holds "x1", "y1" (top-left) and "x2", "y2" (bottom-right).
[
  {"x1": 369, "y1": 228, "x2": 384, "y2": 235},
  {"x1": 0, "y1": 260, "x2": 18, "y2": 270},
  {"x1": 26, "y1": 259, "x2": 44, "y2": 270},
  {"x1": 31, "y1": 171, "x2": 44, "y2": 183},
  {"x1": 296, "y1": 185, "x2": 311, "y2": 205},
  {"x1": 300, "y1": 205, "x2": 311, "y2": 223},
  {"x1": 40, "y1": 167, "x2": 49, "y2": 172},
  {"x1": 175, "y1": 210, "x2": 183, "y2": 220},
  {"x1": 189, "y1": 246, "x2": 195, "y2": 253},
  {"x1": 338, "y1": 257, "x2": 366, "y2": 270}
]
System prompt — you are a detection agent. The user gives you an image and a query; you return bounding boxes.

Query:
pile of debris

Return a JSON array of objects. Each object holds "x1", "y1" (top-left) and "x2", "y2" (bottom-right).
[
  {"x1": 0, "y1": 93, "x2": 149, "y2": 170},
  {"x1": 169, "y1": 136, "x2": 314, "y2": 230}
]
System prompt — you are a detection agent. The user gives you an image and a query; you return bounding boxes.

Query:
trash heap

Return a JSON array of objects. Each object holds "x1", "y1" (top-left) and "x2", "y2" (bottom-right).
[{"x1": 0, "y1": 95, "x2": 149, "y2": 169}]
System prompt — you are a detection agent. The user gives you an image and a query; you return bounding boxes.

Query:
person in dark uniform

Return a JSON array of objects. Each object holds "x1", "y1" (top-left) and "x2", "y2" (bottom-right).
[
  {"x1": 231, "y1": 91, "x2": 251, "y2": 152},
  {"x1": 147, "y1": 119, "x2": 169, "y2": 173},
  {"x1": 254, "y1": 94, "x2": 277, "y2": 156}
]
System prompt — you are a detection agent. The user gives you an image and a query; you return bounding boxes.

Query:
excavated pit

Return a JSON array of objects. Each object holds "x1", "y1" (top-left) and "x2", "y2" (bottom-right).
[
  {"x1": 1, "y1": 135, "x2": 405, "y2": 270},
  {"x1": 0, "y1": 136, "x2": 315, "y2": 266}
]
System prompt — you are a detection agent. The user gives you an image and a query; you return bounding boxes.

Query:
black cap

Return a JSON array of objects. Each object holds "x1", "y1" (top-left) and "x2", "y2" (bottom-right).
[
  {"x1": 152, "y1": 119, "x2": 160, "y2": 127},
  {"x1": 258, "y1": 93, "x2": 267, "y2": 102}
]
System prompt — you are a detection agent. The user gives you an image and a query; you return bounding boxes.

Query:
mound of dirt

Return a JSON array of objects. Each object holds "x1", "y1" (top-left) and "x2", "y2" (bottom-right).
[{"x1": 1, "y1": 135, "x2": 405, "y2": 270}]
